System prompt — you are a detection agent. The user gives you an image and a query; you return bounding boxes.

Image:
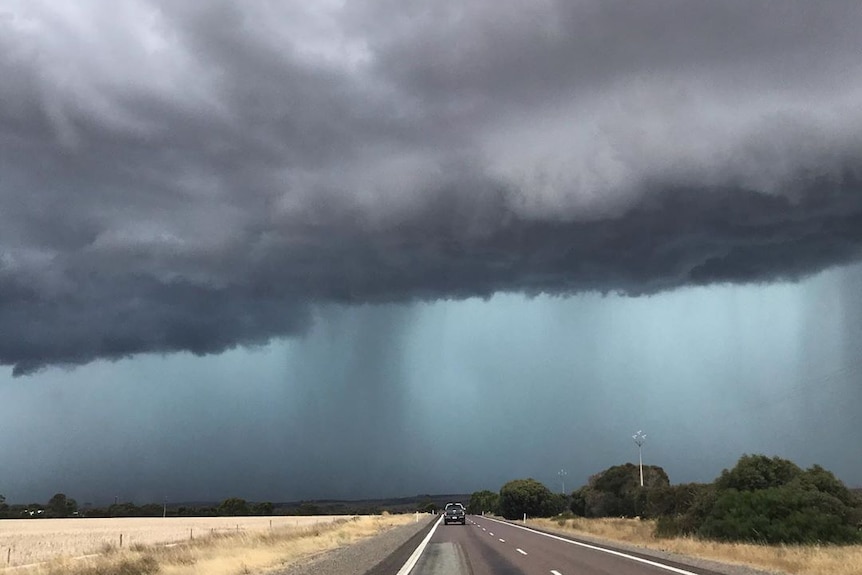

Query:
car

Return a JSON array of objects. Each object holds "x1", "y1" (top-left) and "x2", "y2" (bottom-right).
[{"x1": 443, "y1": 502, "x2": 466, "y2": 525}]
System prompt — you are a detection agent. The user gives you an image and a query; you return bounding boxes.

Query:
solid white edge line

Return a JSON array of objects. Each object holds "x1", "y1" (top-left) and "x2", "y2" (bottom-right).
[
  {"x1": 484, "y1": 517, "x2": 700, "y2": 575},
  {"x1": 395, "y1": 515, "x2": 444, "y2": 575}
]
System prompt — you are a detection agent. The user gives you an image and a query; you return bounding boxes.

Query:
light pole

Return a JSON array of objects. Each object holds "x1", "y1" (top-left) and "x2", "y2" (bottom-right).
[
  {"x1": 632, "y1": 430, "x2": 646, "y2": 487},
  {"x1": 557, "y1": 469, "x2": 568, "y2": 494}
]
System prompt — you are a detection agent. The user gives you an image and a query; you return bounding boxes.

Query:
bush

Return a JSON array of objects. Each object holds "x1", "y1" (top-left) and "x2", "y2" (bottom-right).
[
  {"x1": 698, "y1": 485, "x2": 861, "y2": 544},
  {"x1": 570, "y1": 488, "x2": 587, "y2": 516},
  {"x1": 467, "y1": 490, "x2": 499, "y2": 515},
  {"x1": 574, "y1": 463, "x2": 670, "y2": 518},
  {"x1": 664, "y1": 455, "x2": 862, "y2": 544},
  {"x1": 715, "y1": 454, "x2": 802, "y2": 492},
  {"x1": 498, "y1": 478, "x2": 556, "y2": 520}
]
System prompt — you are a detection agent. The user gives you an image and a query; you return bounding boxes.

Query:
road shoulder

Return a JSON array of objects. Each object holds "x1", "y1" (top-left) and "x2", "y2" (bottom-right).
[{"x1": 271, "y1": 515, "x2": 436, "y2": 575}]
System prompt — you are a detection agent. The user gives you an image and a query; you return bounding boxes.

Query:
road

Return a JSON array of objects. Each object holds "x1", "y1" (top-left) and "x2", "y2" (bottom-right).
[{"x1": 403, "y1": 515, "x2": 723, "y2": 575}]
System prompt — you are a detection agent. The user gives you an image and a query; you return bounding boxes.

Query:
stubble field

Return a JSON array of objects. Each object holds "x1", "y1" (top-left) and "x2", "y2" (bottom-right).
[{"x1": 0, "y1": 515, "x2": 343, "y2": 568}]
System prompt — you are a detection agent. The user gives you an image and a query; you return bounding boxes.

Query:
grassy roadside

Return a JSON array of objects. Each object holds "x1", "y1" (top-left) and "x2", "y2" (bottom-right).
[
  {"x1": 528, "y1": 517, "x2": 862, "y2": 575},
  {"x1": 15, "y1": 514, "x2": 418, "y2": 575}
]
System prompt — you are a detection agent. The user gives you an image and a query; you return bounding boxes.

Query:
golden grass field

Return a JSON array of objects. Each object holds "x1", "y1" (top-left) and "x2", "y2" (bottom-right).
[
  {"x1": 530, "y1": 517, "x2": 862, "y2": 575},
  {"x1": 0, "y1": 514, "x2": 393, "y2": 570}
]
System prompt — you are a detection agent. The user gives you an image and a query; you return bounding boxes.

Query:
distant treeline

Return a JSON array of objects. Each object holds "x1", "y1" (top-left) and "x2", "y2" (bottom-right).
[
  {"x1": 468, "y1": 454, "x2": 862, "y2": 545},
  {"x1": 0, "y1": 495, "x2": 277, "y2": 519},
  {"x1": 0, "y1": 492, "x2": 471, "y2": 519}
]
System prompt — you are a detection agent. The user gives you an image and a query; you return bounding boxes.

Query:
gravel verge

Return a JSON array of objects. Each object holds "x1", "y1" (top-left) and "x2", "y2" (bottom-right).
[{"x1": 270, "y1": 516, "x2": 435, "y2": 575}]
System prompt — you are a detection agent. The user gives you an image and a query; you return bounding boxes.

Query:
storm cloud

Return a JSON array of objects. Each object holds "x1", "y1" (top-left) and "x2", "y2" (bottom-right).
[{"x1": 3, "y1": 0, "x2": 862, "y2": 374}]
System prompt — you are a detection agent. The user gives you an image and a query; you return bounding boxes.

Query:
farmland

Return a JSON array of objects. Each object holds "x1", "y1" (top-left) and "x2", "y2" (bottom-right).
[{"x1": 0, "y1": 515, "x2": 343, "y2": 568}]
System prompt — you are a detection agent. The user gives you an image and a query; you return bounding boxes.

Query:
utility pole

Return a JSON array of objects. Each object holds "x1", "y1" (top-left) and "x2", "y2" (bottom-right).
[
  {"x1": 557, "y1": 469, "x2": 568, "y2": 494},
  {"x1": 163, "y1": 497, "x2": 167, "y2": 518},
  {"x1": 633, "y1": 430, "x2": 647, "y2": 487}
]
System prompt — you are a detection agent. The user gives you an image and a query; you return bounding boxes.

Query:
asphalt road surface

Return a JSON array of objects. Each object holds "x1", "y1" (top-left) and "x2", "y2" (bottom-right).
[{"x1": 406, "y1": 515, "x2": 725, "y2": 575}]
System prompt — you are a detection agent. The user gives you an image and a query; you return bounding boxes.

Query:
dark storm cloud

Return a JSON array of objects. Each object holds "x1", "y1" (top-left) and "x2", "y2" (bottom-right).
[{"x1": 2, "y1": 0, "x2": 862, "y2": 374}]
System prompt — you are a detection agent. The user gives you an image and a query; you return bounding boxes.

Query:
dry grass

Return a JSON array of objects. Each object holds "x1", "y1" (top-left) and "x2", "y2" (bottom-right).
[
  {"x1": 1, "y1": 514, "x2": 418, "y2": 574},
  {"x1": 529, "y1": 517, "x2": 862, "y2": 575},
  {"x1": 0, "y1": 516, "x2": 341, "y2": 568}
]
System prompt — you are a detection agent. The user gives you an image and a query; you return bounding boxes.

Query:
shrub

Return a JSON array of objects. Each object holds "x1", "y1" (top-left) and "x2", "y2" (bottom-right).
[
  {"x1": 672, "y1": 455, "x2": 862, "y2": 544},
  {"x1": 498, "y1": 478, "x2": 556, "y2": 519},
  {"x1": 467, "y1": 490, "x2": 499, "y2": 515},
  {"x1": 698, "y1": 485, "x2": 861, "y2": 544}
]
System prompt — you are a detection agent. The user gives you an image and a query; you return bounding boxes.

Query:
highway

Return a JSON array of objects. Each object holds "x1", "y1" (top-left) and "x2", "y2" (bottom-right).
[{"x1": 401, "y1": 515, "x2": 723, "y2": 575}]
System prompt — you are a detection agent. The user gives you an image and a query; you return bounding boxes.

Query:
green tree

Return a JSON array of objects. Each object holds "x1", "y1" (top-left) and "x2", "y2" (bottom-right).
[
  {"x1": 577, "y1": 463, "x2": 670, "y2": 518},
  {"x1": 715, "y1": 454, "x2": 801, "y2": 492},
  {"x1": 467, "y1": 490, "x2": 499, "y2": 515},
  {"x1": 416, "y1": 500, "x2": 438, "y2": 514},
  {"x1": 0, "y1": 494, "x2": 8, "y2": 518},
  {"x1": 699, "y1": 485, "x2": 861, "y2": 544},
  {"x1": 798, "y1": 465, "x2": 858, "y2": 507},
  {"x1": 296, "y1": 502, "x2": 320, "y2": 516},
  {"x1": 657, "y1": 455, "x2": 862, "y2": 544},
  {"x1": 541, "y1": 492, "x2": 569, "y2": 517},
  {"x1": 252, "y1": 502, "x2": 274, "y2": 516},
  {"x1": 569, "y1": 487, "x2": 587, "y2": 516},
  {"x1": 47, "y1": 493, "x2": 77, "y2": 518},
  {"x1": 109, "y1": 502, "x2": 142, "y2": 517},
  {"x1": 498, "y1": 479, "x2": 555, "y2": 520},
  {"x1": 218, "y1": 498, "x2": 250, "y2": 516}
]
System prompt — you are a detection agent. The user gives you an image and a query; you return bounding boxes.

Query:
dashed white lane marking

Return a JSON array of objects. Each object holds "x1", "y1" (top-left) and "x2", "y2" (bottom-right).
[
  {"x1": 483, "y1": 516, "x2": 702, "y2": 575},
  {"x1": 489, "y1": 532, "x2": 494, "y2": 536},
  {"x1": 551, "y1": 571, "x2": 563, "y2": 575},
  {"x1": 499, "y1": 538, "x2": 506, "y2": 543},
  {"x1": 516, "y1": 548, "x2": 528, "y2": 555}
]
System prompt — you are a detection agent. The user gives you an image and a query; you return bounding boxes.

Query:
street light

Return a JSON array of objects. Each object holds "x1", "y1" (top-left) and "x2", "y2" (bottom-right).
[
  {"x1": 632, "y1": 430, "x2": 647, "y2": 487},
  {"x1": 557, "y1": 469, "x2": 568, "y2": 494}
]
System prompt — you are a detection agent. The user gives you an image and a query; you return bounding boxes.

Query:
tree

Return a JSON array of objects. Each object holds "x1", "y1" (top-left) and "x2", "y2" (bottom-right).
[
  {"x1": 416, "y1": 501, "x2": 438, "y2": 514},
  {"x1": 0, "y1": 494, "x2": 7, "y2": 518},
  {"x1": 699, "y1": 485, "x2": 861, "y2": 544},
  {"x1": 657, "y1": 455, "x2": 862, "y2": 544},
  {"x1": 252, "y1": 502, "x2": 274, "y2": 516},
  {"x1": 715, "y1": 454, "x2": 802, "y2": 492},
  {"x1": 570, "y1": 488, "x2": 587, "y2": 516},
  {"x1": 217, "y1": 498, "x2": 249, "y2": 516},
  {"x1": 799, "y1": 464, "x2": 859, "y2": 508},
  {"x1": 296, "y1": 502, "x2": 320, "y2": 516},
  {"x1": 498, "y1": 479, "x2": 555, "y2": 520},
  {"x1": 467, "y1": 490, "x2": 499, "y2": 515},
  {"x1": 576, "y1": 463, "x2": 670, "y2": 518},
  {"x1": 540, "y1": 492, "x2": 569, "y2": 517},
  {"x1": 46, "y1": 493, "x2": 77, "y2": 518}
]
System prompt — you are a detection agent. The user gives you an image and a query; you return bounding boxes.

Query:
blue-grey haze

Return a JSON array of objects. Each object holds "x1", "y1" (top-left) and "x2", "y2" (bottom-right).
[{"x1": 1, "y1": 262, "x2": 859, "y2": 504}]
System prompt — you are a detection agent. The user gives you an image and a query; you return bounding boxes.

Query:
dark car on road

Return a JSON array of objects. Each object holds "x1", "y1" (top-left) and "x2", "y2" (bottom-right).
[{"x1": 443, "y1": 502, "x2": 466, "y2": 525}]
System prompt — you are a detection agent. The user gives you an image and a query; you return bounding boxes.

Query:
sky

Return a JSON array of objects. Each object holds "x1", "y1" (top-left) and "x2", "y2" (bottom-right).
[{"x1": 1, "y1": 1, "x2": 861, "y2": 504}]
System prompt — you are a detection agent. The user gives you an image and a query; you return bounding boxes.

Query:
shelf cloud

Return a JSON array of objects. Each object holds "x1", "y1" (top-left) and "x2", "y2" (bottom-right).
[{"x1": 2, "y1": 0, "x2": 862, "y2": 374}]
